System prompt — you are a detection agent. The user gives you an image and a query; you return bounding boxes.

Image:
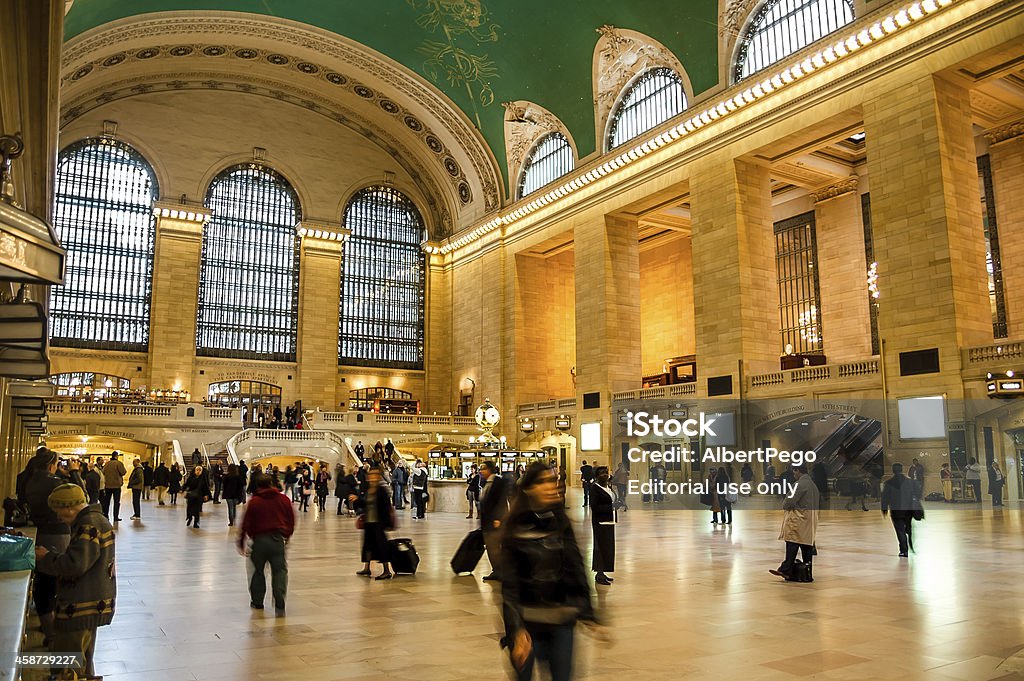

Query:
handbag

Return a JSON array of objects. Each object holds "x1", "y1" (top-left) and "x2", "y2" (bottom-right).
[
  {"x1": 0, "y1": 534, "x2": 35, "y2": 571},
  {"x1": 355, "y1": 514, "x2": 365, "y2": 530}
]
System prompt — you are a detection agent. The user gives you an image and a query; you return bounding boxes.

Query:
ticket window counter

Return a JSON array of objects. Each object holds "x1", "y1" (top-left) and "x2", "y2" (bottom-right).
[
  {"x1": 497, "y1": 451, "x2": 544, "y2": 476},
  {"x1": 428, "y1": 451, "x2": 461, "y2": 480}
]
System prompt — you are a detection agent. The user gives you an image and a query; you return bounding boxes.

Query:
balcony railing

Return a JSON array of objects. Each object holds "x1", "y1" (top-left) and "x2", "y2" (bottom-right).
[
  {"x1": 965, "y1": 342, "x2": 1024, "y2": 364},
  {"x1": 748, "y1": 359, "x2": 880, "y2": 391},
  {"x1": 308, "y1": 411, "x2": 478, "y2": 429},
  {"x1": 611, "y1": 383, "x2": 697, "y2": 403},
  {"x1": 46, "y1": 401, "x2": 240, "y2": 424}
]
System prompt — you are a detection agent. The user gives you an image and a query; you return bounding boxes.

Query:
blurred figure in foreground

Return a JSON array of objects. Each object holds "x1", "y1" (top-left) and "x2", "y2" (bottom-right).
[{"x1": 500, "y1": 462, "x2": 607, "y2": 681}]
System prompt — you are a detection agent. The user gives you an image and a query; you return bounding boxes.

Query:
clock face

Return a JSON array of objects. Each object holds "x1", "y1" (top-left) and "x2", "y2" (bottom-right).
[{"x1": 475, "y1": 404, "x2": 500, "y2": 428}]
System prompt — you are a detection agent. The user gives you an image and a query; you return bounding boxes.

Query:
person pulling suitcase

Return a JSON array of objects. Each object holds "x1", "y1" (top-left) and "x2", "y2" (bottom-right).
[{"x1": 477, "y1": 461, "x2": 509, "y2": 581}]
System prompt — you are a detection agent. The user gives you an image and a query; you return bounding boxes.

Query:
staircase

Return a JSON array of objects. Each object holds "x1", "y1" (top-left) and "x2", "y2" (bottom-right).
[{"x1": 227, "y1": 429, "x2": 361, "y2": 469}]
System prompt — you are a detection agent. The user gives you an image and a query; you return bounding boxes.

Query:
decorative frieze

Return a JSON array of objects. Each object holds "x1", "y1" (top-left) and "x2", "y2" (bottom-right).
[
  {"x1": 810, "y1": 177, "x2": 859, "y2": 204},
  {"x1": 985, "y1": 120, "x2": 1024, "y2": 146}
]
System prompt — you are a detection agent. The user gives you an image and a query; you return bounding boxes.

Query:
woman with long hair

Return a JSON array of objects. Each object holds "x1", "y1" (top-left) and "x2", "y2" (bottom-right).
[
  {"x1": 168, "y1": 463, "x2": 183, "y2": 505},
  {"x1": 500, "y1": 462, "x2": 606, "y2": 681},
  {"x1": 352, "y1": 466, "x2": 394, "y2": 580},
  {"x1": 315, "y1": 464, "x2": 332, "y2": 513},
  {"x1": 298, "y1": 468, "x2": 313, "y2": 513}
]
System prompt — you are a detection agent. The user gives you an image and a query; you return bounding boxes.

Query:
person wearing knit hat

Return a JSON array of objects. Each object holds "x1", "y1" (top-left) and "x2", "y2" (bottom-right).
[{"x1": 35, "y1": 483, "x2": 116, "y2": 681}]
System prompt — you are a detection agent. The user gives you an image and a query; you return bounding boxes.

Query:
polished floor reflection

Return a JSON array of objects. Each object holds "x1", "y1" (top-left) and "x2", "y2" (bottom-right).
[{"x1": 22, "y1": 493, "x2": 1024, "y2": 681}]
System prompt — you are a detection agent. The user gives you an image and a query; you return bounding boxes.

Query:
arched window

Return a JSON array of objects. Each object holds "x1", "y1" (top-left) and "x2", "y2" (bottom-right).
[
  {"x1": 51, "y1": 138, "x2": 158, "y2": 351},
  {"x1": 340, "y1": 186, "x2": 425, "y2": 369},
  {"x1": 607, "y1": 67, "x2": 687, "y2": 151},
  {"x1": 518, "y1": 133, "x2": 574, "y2": 199},
  {"x1": 197, "y1": 164, "x2": 300, "y2": 361},
  {"x1": 735, "y1": 0, "x2": 855, "y2": 82}
]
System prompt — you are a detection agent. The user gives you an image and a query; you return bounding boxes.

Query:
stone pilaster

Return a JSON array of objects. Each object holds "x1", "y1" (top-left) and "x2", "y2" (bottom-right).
[
  {"x1": 986, "y1": 123, "x2": 1024, "y2": 338},
  {"x1": 813, "y1": 180, "x2": 873, "y2": 361},
  {"x1": 691, "y1": 156, "x2": 779, "y2": 391},
  {"x1": 513, "y1": 250, "x2": 575, "y2": 405},
  {"x1": 148, "y1": 209, "x2": 205, "y2": 392},
  {"x1": 296, "y1": 226, "x2": 345, "y2": 411},
  {"x1": 423, "y1": 250, "x2": 452, "y2": 414},
  {"x1": 863, "y1": 75, "x2": 991, "y2": 398}
]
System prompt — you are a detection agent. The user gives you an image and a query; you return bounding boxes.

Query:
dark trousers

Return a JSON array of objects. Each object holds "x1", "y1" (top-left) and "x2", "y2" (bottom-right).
[
  {"x1": 226, "y1": 498, "x2": 239, "y2": 525},
  {"x1": 414, "y1": 490, "x2": 426, "y2": 518},
  {"x1": 249, "y1": 532, "x2": 288, "y2": 609},
  {"x1": 214, "y1": 479, "x2": 223, "y2": 502},
  {"x1": 582, "y1": 481, "x2": 590, "y2": 506},
  {"x1": 781, "y1": 541, "x2": 814, "y2": 574},
  {"x1": 969, "y1": 479, "x2": 982, "y2": 502},
  {"x1": 514, "y1": 623, "x2": 575, "y2": 681},
  {"x1": 892, "y1": 516, "x2": 913, "y2": 554},
  {"x1": 186, "y1": 497, "x2": 203, "y2": 525},
  {"x1": 484, "y1": 529, "x2": 502, "y2": 578},
  {"x1": 131, "y1": 488, "x2": 142, "y2": 517},
  {"x1": 713, "y1": 501, "x2": 732, "y2": 524},
  {"x1": 87, "y1": 489, "x2": 100, "y2": 505},
  {"x1": 393, "y1": 483, "x2": 405, "y2": 509},
  {"x1": 992, "y1": 482, "x2": 1004, "y2": 506},
  {"x1": 101, "y1": 488, "x2": 121, "y2": 519},
  {"x1": 50, "y1": 626, "x2": 96, "y2": 678}
]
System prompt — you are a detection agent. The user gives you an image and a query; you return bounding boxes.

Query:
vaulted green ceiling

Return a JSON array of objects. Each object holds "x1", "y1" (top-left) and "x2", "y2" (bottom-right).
[{"x1": 64, "y1": 0, "x2": 721, "y2": 184}]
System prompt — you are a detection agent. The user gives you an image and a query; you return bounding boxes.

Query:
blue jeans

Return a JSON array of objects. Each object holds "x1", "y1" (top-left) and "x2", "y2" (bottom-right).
[
  {"x1": 514, "y1": 623, "x2": 574, "y2": 681},
  {"x1": 226, "y1": 498, "x2": 239, "y2": 525},
  {"x1": 393, "y1": 483, "x2": 405, "y2": 509}
]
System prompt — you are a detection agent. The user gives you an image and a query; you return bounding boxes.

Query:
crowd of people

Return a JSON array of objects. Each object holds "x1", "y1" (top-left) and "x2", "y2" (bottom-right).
[{"x1": 8, "y1": 442, "x2": 1015, "y2": 681}]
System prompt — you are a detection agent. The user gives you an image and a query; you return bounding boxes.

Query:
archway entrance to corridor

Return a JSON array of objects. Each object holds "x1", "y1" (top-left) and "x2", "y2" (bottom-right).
[{"x1": 208, "y1": 380, "x2": 282, "y2": 427}]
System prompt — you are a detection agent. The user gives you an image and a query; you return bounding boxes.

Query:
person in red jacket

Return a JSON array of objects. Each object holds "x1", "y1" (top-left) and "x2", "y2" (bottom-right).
[{"x1": 238, "y1": 475, "x2": 295, "y2": 616}]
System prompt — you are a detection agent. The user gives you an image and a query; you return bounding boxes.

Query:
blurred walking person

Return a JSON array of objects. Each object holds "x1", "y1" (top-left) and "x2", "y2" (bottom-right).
[
  {"x1": 478, "y1": 461, "x2": 508, "y2": 580},
  {"x1": 182, "y1": 466, "x2": 211, "y2": 528},
  {"x1": 222, "y1": 464, "x2": 245, "y2": 526},
  {"x1": 238, "y1": 475, "x2": 295, "y2": 615},
  {"x1": 168, "y1": 463, "x2": 183, "y2": 505},
  {"x1": 500, "y1": 462, "x2": 607, "y2": 681},
  {"x1": 353, "y1": 466, "x2": 395, "y2": 580}
]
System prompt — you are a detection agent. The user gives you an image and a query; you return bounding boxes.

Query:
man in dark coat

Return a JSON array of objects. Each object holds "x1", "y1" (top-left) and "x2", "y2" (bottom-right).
[
  {"x1": 478, "y1": 461, "x2": 508, "y2": 580},
  {"x1": 142, "y1": 461, "x2": 154, "y2": 501},
  {"x1": 34, "y1": 483, "x2": 116, "y2": 680},
  {"x1": 580, "y1": 460, "x2": 594, "y2": 507},
  {"x1": 881, "y1": 462, "x2": 922, "y2": 557},
  {"x1": 590, "y1": 466, "x2": 617, "y2": 585}
]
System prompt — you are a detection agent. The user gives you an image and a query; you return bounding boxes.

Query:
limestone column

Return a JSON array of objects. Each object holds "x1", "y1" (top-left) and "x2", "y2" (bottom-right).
[
  {"x1": 690, "y1": 155, "x2": 779, "y2": 392},
  {"x1": 573, "y1": 214, "x2": 641, "y2": 461},
  {"x1": 986, "y1": 124, "x2": 1024, "y2": 339},
  {"x1": 296, "y1": 224, "x2": 345, "y2": 411},
  {"x1": 812, "y1": 180, "x2": 873, "y2": 361},
  {"x1": 423, "y1": 248, "x2": 452, "y2": 414},
  {"x1": 863, "y1": 74, "x2": 991, "y2": 398},
  {"x1": 148, "y1": 204, "x2": 207, "y2": 393}
]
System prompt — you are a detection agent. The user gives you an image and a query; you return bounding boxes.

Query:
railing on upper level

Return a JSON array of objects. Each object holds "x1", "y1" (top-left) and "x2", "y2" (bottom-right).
[
  {"x1": 309, "y1": 411, "x2": 477, "y2": 429},
  {"x1": 611, "y1": 382, "x2": 697, "y2": 403},
  {"x1": 748, "y1": 358, "x2": 881, "y2": 391},
  {"x1": 964, "y1": 342, "x2": 1024, "y2": 365},
  {"x1": 46, "y1": 401, "x2": 241, "y2": 424},
  {"x1": 518, "y1": 397, "x2": 578, "y2": 414}
]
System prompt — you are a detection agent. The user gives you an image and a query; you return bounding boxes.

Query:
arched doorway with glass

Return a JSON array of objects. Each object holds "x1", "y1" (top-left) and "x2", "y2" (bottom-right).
[{"x1": 208, "y1": 380, "x2": 283, "y2": 427}]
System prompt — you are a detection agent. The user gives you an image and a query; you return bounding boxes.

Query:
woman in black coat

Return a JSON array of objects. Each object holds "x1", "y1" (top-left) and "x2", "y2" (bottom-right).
[
  {"x1": 221, "y1": 464, "x2": 245, "y2": 526},
  {"x1": 500, "y1": 462, "x2": 606, "y2": 680},
  {"x1": 352, "y1": 466, "x2": 394, "y2": 580},
  {"x1": 168, "y1": 464, "x2": 183, "y2": 505},
  {"x1": 182, "y1": 465, "x2": 211, "y2": 528},
  {"x1": 590, "y1": 466, "x2": 617, "y2": 586},
  {"x1": 335, "y1": 465, "x2": 354, "y2": 515}
]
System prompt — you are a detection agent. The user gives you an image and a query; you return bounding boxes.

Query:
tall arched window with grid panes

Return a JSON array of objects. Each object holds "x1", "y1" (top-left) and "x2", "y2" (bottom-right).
[
  {"x1": 196, "y1": 164, "x2": 301, "y2": 361},
  {"x1": 607, "y1": 67, "x2": 687, "y2": 151},
  {"x1": 734, "y1": 0, "x2": 855, "y2": 82},
  {"x1": 51, "y1": 138, "x2": 159, "y2": 351},
  {"x1": 518, "y1": 132, "x2": 574, "y2": 199},
  {"x1": 340, "y1": 186, "x2": 425, "y2": 369}
]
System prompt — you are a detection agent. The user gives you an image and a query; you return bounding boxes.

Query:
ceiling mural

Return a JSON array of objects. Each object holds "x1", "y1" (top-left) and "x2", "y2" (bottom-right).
[{"x1": 63, "y1": 0, "x2": 721, "y2": 184}]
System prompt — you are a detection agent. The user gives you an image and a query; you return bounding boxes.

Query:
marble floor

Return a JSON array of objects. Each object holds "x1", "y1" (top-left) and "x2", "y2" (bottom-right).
[{"x1": 21, "y1": 492, "x2": 1024, "y2": 681}]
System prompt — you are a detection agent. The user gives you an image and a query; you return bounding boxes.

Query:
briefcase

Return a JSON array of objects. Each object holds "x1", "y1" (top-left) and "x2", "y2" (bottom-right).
[{"x1": 450, "y1": 529, "x2": 485, "y2": 575}]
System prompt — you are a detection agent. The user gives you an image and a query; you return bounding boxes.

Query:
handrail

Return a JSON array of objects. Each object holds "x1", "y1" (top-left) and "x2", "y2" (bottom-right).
[
  {"x1": 227, "y1": 428, "x2": 360, "y2": 469},
  {"x1": 965, "y1": 342, "x2": 1024, "y2": 363},
  {"x1": 748, "y1": 358, "x2": 880, "y2": 390},
  {"x1": 171, "y1": 440, "x2": 185, "y2": 469}
]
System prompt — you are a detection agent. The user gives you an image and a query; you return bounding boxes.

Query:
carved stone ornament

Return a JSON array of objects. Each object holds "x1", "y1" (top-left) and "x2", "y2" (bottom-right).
[
  {"x1": 503, "y1": 100, "x2": 572, "y2": 191},
  {"x1": 59, "y1": 13, "x2": 504, "y2": 229},
  {"x1": 810, "y1": 176, "x2": 859, "y2": 203},
  {"x1": 984, "y1": 120, "x2": 1024, "y2": 146},
  {"x1": 593, "y1": 26, "x2": 688, "y2": 143},
  {"x1": 720, "y1": 0, "x2": 758, "y2": 40}
]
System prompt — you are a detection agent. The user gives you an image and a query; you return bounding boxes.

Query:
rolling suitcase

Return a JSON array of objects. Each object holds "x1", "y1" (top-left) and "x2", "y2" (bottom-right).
[
  {"x1": 388, "y1": 537, "x2": 420, "y2": 575},
  {"x1": 785, "y1": 560, "x2": 813, "y2": 583},
  {"x1": 450, "y1": 529, "x2": 485, "y2": 575}
]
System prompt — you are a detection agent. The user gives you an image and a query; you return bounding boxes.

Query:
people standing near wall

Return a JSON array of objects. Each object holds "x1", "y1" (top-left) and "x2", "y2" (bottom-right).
[
  {"x1": 128, "y1": 458, "x2": 144, "y2": 520},
  {"x1": 908, "y1": 458, "x2": 925, "y2": 499},
  {"x1": 238, "y1": 474, "x2": 295, "y2": 615},
  {"x1": 990, "y1": 461, "x2": 1005, "y2": 507},
  {"x1": 222, "y1": 464, "x2": 245, "y2": 527},
  {"x1": 590, "y1": 466, "x2": 617, "y2": 586},
  {"x1": 940, "y1": 463, "x2": 953, "y2": 503},
  {"x1": 478, "y1": 461, "x2": 509, "y2": 581},
  {"x1": 579, "y1": 460, "x2": 594, "y2": 508},
  {"x1": 411, "y1": 460, "x2": 428, "y2": 520},
  {"x1": 499, "y1": 462, "x2": 606, "y2": 681},
  {"x1": 964, "y1": 458, "x2": 983, "y2": 503},
  {"x1": 183, "y1": 466, "x2": 211, "y2": 528},
  {"x1": 101, "y1": 452, "x2": 127, "y2": 522},
  {"x1": 34, "y1": 483, "x2": 116, "y2": 681}
]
